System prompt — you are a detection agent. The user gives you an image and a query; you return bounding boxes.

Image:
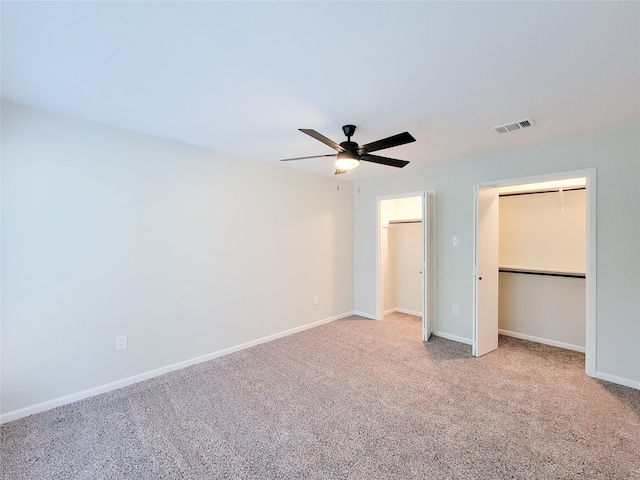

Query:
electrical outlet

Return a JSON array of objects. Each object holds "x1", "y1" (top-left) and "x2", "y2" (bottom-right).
[
  {"x1": 116, "y1": 335, "x2": 128, "y2": 351},
  {"x1": 452, "y1": 305, "x2": 459, "y2": 316},
  {"x1": 313, "y1": 296, "x2": 319, "y2": 305}
]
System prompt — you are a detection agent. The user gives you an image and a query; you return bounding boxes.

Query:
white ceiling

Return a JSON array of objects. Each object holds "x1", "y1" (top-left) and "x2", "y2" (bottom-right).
[{"x1": 2, "y1": 1, "x2": 639, "y2": 179}]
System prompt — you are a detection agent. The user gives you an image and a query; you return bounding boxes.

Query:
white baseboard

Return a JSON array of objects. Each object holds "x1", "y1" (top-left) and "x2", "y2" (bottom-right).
[
  {"x1": 498, "y1": 329, "x2": 585, "y2": 353},
  {"x1": 595, "y1": 371, "x2": 640, "y2": 390},
  {"x1": 433, "y1": 330, "x2": 473, "y2": 345},
  {"x1": 394, "y1": 308, "x2": 422, "y2": 317},
  {"x1": 382, "y1": 308, "x2": 422, "y2": 317},
  {"x1": 0, "y1": 311, "x2": 354, "y2": 425},
  {"x1": 8, "y1": 312, "x2": 635, "y2": 424},
  {"x1": 353, "y1": 311, "x2": 378, "y2": 320}
]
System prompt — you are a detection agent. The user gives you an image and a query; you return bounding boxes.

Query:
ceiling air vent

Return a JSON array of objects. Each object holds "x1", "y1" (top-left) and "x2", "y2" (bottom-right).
[{"x1": 491, "y1": 117, "x2": 535, "y2": 134}]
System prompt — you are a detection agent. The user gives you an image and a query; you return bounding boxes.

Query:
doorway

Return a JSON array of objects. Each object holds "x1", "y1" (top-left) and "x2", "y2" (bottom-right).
[
  {"x1": 473, "y1": 169, "x2": 596, "y2": 377},
  {"x1": 377, "y1": 191, "x2": 435, "y2": 341}
]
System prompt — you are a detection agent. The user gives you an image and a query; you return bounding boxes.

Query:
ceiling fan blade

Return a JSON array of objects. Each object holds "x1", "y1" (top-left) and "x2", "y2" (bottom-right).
[
  {"x1": 299, "y1": 129, "x2": 345, "y2": 152},
  {"x1": 360, "y1": 132, "x2": 416, "y2": 153},
  {"x1": 280, "y1": 154, "x2": 337, "y2": 162},
  {"x1": 360, "y1": 154, "x2": 410, "y2": 168}
]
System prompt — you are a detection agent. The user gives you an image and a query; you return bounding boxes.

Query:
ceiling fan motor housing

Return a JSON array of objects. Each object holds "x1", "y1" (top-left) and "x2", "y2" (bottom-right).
[{"x1": 339, "y1": 141, "x2": 359, "y2": 153}]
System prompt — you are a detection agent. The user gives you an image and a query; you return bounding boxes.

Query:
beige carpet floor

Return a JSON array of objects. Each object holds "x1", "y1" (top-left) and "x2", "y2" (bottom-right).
[{"x1": 1, "y1": 313, "x2": 639, "y2": 479}]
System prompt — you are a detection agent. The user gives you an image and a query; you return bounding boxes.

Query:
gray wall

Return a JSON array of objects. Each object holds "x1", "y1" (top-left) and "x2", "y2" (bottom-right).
[
  {"x1": 1, "y1": 102, "x2": 354, "y2": 415},
  {"x1": 354, "y1": 125, "x2": 640, "y2": 385}
]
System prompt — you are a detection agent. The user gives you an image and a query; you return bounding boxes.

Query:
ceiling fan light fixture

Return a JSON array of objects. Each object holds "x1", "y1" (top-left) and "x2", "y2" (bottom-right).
[{"x1": 335, "y1": 151, "x2": 360, "y2": 171}]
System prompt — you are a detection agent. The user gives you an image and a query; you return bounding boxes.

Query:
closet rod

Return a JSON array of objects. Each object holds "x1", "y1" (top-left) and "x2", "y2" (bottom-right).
[
  {"x1": 499, "y1": 268, "x2": 585, "y2": 279},
  {"x1": 499, "y1": 187, "x2": 585, "y2": 197},
  {"x1": 388, "y1": 219, "x2": 422, "y2": 225}
]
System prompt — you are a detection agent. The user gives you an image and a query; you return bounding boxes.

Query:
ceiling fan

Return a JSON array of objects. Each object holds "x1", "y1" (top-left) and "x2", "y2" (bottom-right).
[{"x1": 280, "y1": 124, "x2": 416, "y2": 174}]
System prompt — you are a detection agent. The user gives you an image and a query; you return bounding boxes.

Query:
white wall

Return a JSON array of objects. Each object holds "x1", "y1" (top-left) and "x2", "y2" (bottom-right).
[
  {"x1": 380, "y1": 200, "x2": 396, "y2": 312},
  {"x1": 354, "y1": 125, "x2": 640, "y2": 386},
  {"x1": 499, "y1": 273, "x2": 585, "y2": 350},
  {"x1": 391, "y1": 197, "x2": 422, "y2": 223},
  {"x1": 383, "y1": 229, "x2": 397, "y2": 312},
  {"x1": 394, "y1": 222, "x2": 422, "y2": 314},
  {"x1": 499, "y1": 189, "x2": 586, "y2": 272},
  {"x1": 1, "y1": 102, "x2": 354, "y2": 416}
]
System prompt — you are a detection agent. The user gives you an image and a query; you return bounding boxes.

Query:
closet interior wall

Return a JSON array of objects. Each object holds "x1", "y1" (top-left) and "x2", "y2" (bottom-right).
[
  {"x1": 380, "y1": 197, "x2": 423, "y2": 316},
  {"x1": 498, "y1": 187, "x2": 587, "y2": 351}
]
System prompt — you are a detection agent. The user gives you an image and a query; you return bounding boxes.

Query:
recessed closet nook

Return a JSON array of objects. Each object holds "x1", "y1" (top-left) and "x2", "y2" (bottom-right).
[
  {"x1": 498, "y1": 179, "x2": 587, "y2": 352},
  {"x1": 380, "y1": 196, "x2": 423, "y2": 318}
]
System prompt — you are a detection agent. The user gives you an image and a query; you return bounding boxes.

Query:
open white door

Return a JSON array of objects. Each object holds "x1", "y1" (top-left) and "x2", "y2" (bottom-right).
[
  {"x1": 473, "y1": 185, "x2": 499, "y2": 356},
  {"x1": 422, "y1": 192, "x2": 433, "y2": 341}
]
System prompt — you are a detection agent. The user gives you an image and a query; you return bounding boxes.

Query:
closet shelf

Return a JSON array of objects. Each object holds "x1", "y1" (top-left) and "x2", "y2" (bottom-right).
[
  {"x1": 499, "y1": 265, "x2": 585, "y2": 279},
  {"x1": 387, "y1": 219, "x2": 422, "y2": 226}
]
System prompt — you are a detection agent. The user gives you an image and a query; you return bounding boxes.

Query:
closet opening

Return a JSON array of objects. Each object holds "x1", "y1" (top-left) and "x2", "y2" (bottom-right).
[
  {"x1": 474, "y1": 170, "x2": 596, "y2": 377},
  {"x1": 376, "y1": 191, "x2": 435, "y2": 341},
  {"x1": 498, "y1": 180, "x2": 586, "y2": 354}
]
